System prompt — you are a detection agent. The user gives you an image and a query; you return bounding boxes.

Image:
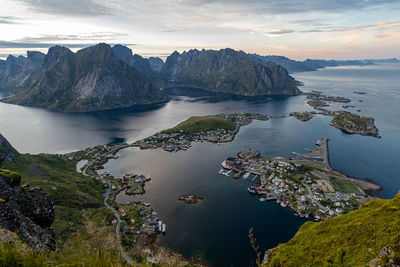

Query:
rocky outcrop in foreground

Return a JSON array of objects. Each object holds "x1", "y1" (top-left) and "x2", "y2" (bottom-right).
[{"x1": 0, "y1": 169, "x2": 55, "y2": 252}]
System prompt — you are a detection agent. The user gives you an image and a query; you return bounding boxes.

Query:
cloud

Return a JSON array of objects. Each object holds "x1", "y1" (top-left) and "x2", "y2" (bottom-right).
[
  {"x1": 0, "y1": 16, "x2": 22, "y2": 24},
  {"x1": 16, "y1": 0, "x2": 110, "y2": 16},
  {"x1": 164, "y1": 0, "x2": 400, "y2": 14},
  {"x1": 0, "y1": 41, "x2": 92, "y2": 49},
  {"x1": 158, "y1": 29, "x2": 190, "y2": 33},
  {"x1": 301, "y1": 21, "x2": 400, "y2": 33},
  {"x1": 17, "y1": 32, "x2": 127, "y2": 43},
  {"x1": 265, "y1": 29, "x2": 294, "y2": 35},
  {"x1": 375, "y1": 30, "x2": 400, "y2": 40}
]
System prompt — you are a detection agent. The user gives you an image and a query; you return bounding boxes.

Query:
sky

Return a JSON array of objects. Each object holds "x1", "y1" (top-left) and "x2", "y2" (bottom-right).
[{"x1": 1, "y1": 0, "x2": 400, "y2": 60}]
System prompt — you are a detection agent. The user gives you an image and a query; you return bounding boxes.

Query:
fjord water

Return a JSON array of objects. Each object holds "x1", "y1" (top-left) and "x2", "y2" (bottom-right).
[{"x1": 1, "y1": 63, "x2": 399, "y2": 266}]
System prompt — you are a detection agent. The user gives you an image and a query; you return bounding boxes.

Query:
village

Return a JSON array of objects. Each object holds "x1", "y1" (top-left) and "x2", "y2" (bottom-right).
[
  {"x1": 67, "y1": 143, "x2": 166, "y2": 253},
  {"x1": 219, "y1": 139, "x2": 375, "y2": 220},
  {"x1": 134, "y1": 113, "x2": 268, "y2": 152}
]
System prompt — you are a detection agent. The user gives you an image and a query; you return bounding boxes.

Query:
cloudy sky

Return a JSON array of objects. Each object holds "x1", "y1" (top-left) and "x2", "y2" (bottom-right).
[{"x1": 1, "y1": 0, "x2": 400, "y2": 60}]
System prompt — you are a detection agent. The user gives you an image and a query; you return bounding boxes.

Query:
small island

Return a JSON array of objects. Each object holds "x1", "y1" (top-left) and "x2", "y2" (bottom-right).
[
  {"x1": 290, "y1": 112, "x2": 315, "y2": 121},
  {"x1": 330, "y1": 112, "x2": 380, "y2": 138},
  {"x1": 307, "y1": 100, "x2": 329, "y2": 109},
  {"x1": 134, "y1": 113, "x2": 268, "y2": 152},
  {"x1": 178, "y1": 194, "x2": 205, "y2": 204},
  {"x1": 305, "y1": 91, "x2": 351, "y2": 103}
]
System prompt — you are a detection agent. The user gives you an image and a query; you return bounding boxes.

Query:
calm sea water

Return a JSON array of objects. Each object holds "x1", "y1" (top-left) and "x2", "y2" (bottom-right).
[{"x1": 0, "y1": 63, "x2": 399, "y2": 266}]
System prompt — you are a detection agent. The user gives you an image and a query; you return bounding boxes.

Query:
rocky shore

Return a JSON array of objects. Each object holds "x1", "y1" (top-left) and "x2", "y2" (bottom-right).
[
  {"x1": 290, "y1": 111, "x2": 315, "y2": 121},
  {"x1": 178, "y1": 194, "x2": 204, "y2": 204},
  {"x1": 330, "y1": 112, "x2": 380, "y2": 138}
]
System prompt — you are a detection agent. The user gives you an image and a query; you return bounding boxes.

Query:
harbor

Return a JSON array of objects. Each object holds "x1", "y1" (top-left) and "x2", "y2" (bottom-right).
[{"x1": 219, "y1": 139, "x2": 380, "y2": 220}]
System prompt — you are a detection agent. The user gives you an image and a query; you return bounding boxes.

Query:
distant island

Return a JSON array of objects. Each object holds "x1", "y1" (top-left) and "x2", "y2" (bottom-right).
[{"x1": 250, "y1": 54, "x2": 399, "y2": 73}]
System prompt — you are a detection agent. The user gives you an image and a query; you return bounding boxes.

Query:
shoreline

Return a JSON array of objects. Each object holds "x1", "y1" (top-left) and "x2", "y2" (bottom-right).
[
  {"x1": 220, "y1": 139, "x2": 381, "y2": 220},
  {"x1": 66, "y1": 112, "x2": 383, "y2": 264}
]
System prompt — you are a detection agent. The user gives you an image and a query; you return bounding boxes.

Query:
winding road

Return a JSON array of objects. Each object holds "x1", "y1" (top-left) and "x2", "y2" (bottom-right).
[{"x1": 104, "y1": 182, "x2": 135, "y2": 265}]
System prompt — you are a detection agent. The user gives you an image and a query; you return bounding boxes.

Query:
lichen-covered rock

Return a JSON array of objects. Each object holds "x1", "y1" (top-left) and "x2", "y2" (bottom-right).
[{"x1": 0, "y1": 172, "x2": 55, "y2": 252}]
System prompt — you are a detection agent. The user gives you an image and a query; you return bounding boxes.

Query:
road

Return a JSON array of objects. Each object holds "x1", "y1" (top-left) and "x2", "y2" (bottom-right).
[
  {"x1": 78, "y1": 145, "x2": 134, "y2": 265},
  {"x1": 322, "y1": 138, "x2": 331, "y2": 167},
  {"x1": 104, "y1": 182, "x2": 135, "y2": 265}
]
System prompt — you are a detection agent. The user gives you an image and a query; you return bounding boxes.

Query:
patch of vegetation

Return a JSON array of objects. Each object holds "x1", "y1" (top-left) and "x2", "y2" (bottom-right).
[
  {"x1": 0, "y1": 241, "x2": 127, "y2": 267},
  {"x1": 330, "y1": 177, "x2": 361, "y2": 194},
  {"x1": 0, "y1": 169, "x2": 21, "y2": 186},
  {"x1": 165, "y1": 115, "x2": 236, "y2": 134},
  {"x1": 330, "y1": 112, "x2": 380, "y2": 138},
  {"x1": 264, "y1": 192, "x2": 400, "y2": 266}
]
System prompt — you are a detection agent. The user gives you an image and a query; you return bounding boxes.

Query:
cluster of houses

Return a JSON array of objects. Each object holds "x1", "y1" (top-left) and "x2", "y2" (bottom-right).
[
  {"x1": 138, "y1": 127, "x2": 235, "y2": 152},
  {"x1": 223, "y1": 149, "x2": 362, "y2": 220},
  {"x1": 136, "y1": 113, "x2": 269, "y2": 153}
]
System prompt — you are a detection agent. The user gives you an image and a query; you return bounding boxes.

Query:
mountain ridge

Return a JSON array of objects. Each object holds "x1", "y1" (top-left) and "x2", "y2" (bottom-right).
[
  {"x1": 1, "y1": 43, "x2": 169, "y2": 112},
  {"x1": 161, "y1": 48, "x2": 301, "y2": 96}
]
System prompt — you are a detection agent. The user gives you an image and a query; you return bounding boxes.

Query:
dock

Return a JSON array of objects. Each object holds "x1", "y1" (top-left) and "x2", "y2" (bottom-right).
[
  {"x1": 294, "y1": 138, "x2": 331, "y2": 168},
  {"x1": 233, "y1": 171, "x2": 243, "y2": 179}
]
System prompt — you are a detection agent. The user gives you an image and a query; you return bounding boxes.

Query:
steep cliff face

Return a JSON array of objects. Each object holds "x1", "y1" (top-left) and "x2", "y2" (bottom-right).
[
  {"x1": 0, "y1": 169, "x2": 55, "y2": 253},
  {"x1": 250, "y1": 54, "x2": 316, "y2": 73},
  {"x1": 2, "y1": 44, "x2": 168, "y2": 111},
  {"x1": 112, "y1": 44, "x2": 153, "y2": 77},
  {"x1": 161, "y1": 48, "x2": 300, "y2": 96},
  {"x1": 0, "y1": 52, "x2": 45, "y2": 90},
  {"x1": 148, "y1": 57, "x2": 164, "y2": 71}
]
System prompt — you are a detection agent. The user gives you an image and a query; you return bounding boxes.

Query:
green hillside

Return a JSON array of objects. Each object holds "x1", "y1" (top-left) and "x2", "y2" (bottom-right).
[
  {"x1": 166, "y1": 115, "x2": 236, "y2": 134},
  {"x1": 264, "y1": 192, "x2": 400, "y2": 266}
]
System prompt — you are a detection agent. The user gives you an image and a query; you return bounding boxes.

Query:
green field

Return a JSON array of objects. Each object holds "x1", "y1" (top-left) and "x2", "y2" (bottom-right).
[
  {"x1": 264, "y1": 192, "x2": 400, "y2": 266},
  {"x1": 330, "y1": 177, "x2": 361, "y2": 194},
  {"x1": 165, "y1": 115, "x2": 236, "y2": 134}
]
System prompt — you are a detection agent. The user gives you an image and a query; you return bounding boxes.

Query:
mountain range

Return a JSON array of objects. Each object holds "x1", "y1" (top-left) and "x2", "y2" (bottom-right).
[
  {"x1": 0, "y1": 44, "x2": 168, "y2": 111},
  {"x1": 161, "y1": 48, "x2": 301, "y2": 96},
  {"x1": 0, "y1": 44, "x2": 303, "y2": 111},
  {"x1": 0, "y1": 44, "x2": 398, "y2": 111},
  {"x1": 251, "y1": 54, "x2": 400, "y2": 73}
]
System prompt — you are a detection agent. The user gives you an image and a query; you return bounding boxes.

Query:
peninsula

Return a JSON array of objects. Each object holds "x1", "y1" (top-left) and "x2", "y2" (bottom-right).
[
  {"x1": 220, "y1": 138, "x2": 381, "y2": 220},
  {"x1": 134, "y1": 113, "x2": 268, "y2": 152}
]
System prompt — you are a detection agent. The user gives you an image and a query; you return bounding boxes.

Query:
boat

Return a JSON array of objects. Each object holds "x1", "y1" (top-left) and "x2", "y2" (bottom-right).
[
  {"x1": 162, "y1": 223, "x2": 166, "y2": 233},
  {"x1": 259, "y1": 198, "x2": 266, "y2": 202},
  {"x1": 243, "y1": 172, "x2": 250, "y2": 179},
  {"x1": 224, "y1": 170, "x2": 232, "y2": 176},
  {"x1": 218, "y1": 169, "x2": 225, "y2": 175}
]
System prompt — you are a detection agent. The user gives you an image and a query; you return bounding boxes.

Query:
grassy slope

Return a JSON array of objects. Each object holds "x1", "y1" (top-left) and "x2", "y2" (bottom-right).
[
  {"x1": 165, "y1": 115, "x2": 236, "y2": 134},
  {"x1": 1, "y1": 154, "x2": 111, "y2": 243},
  {"x1": 265, "y1": 192, "x2": 400, "y2": 266}
]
